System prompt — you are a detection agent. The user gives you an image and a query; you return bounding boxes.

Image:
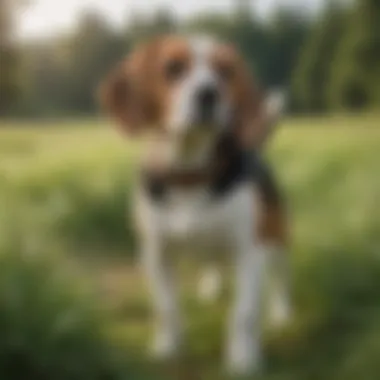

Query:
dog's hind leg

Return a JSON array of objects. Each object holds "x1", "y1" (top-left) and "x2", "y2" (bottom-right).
[
  {"x1": 267, "y1": 244, "x2": 292, "y2": 327},
  {"x1": 256, "y1": 162, "x2": 292, "y2": 327}
]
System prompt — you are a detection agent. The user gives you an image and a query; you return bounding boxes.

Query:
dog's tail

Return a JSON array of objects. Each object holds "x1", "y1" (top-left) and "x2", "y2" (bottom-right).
[{"x1": 256, "y1": 89, "x2": 287, "y2": 150}]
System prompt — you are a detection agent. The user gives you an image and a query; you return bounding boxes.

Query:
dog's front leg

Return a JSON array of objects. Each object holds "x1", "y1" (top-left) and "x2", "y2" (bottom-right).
[
  {"x1": 226, "y1": 238, "x2": 266, "y2": 376},
  {"x1": 142, "y1": 236, "x2": 182, "y2": 359}
]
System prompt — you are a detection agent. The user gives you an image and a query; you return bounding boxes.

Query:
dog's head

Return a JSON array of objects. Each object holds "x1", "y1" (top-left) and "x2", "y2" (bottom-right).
[{"x1": 99, "y1": 35, "x2": 282, "y2": 161}]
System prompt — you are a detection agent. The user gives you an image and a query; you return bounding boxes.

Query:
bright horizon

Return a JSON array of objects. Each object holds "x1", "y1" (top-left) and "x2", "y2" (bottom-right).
[{"x1": 18, "y1": 0, "x2": 324, "y2": 40}]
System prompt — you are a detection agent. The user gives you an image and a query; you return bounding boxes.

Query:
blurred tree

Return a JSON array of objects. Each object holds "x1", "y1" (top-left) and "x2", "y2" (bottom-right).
[
  {"x1": 232, "y1": 20, "x2": 268, "y2": 85},
  {"x1": 236, "y1": 0, "x2": 252, "y2": 23},
  {"x1": 266, "y1": 7, "x2": 310, "y2": 89},
  {"x1": 230, "y1": 4, "x2": 309, "y2": 92},
  {"x1": 0, "y1": 0, "x2": 27, "y2": 115},
  {"x1": 184, "y1": 13, "x2": 233, "y2": 40},
  {"x1": 4, "y1": 1, "x2": 362, "y2": 118},
  {"x1": 149, "y1": 8, "x2": 177, "y2": 36},
  {"x1": 328, "y1": 0, "x2": 380, "y2": 110},
  {"x1": 128, "y1": 7, "x2": 177, "y2": 43},
  {"x1": 64, "y1": 11, "x2": 127, "y2": 113},
  {"x1": 228, "y1": 0, "x2": 268, "y2": 87},
  {"x1": 20, "y1": 41, "x2": 72, "y2": 116},
  {"x1": 291, "y1": 1, "x2": 347, "y2": 112}
]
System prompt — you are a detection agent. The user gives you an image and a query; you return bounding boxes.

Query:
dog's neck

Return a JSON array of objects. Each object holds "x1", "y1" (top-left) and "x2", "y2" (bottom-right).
[
  {"x1": 142, "y1": 130, "x2": 217, "y2": 184},
  {"x1": 141, "y1": 131, "x2": 250, "y2": 197}
]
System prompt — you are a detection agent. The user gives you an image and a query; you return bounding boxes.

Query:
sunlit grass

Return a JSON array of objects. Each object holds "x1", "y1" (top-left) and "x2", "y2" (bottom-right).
[{"x1": 0, "y1": 115, "x2": 379, "y2": 379}]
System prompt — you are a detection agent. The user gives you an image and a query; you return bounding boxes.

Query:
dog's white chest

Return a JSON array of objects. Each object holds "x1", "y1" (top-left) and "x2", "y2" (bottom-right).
[
  {"x1": 138, "y1": 184, "x2": 257, "y2": 247},
  {"x1": 161, "y1": 189, "x2": 222, "y2": 239}
]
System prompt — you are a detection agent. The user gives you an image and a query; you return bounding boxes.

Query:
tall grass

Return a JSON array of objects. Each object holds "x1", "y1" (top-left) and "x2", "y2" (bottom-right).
[
  {"x1": 0, "y1": 116, "x2": 379, "y2": 379},
  {"x1": 0, "y1": 238, "x2": 154, "y2": 380}
]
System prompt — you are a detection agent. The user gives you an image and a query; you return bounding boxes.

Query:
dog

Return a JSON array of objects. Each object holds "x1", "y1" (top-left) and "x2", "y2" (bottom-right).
[{"x1": 99, "y1": 35, "x2": 290, "y2": 376}]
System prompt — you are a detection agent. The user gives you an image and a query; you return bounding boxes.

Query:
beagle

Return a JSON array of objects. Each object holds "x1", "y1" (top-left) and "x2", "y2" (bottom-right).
[{"x1": 99, "y1": 35, "x2": 290, "y2": 376}]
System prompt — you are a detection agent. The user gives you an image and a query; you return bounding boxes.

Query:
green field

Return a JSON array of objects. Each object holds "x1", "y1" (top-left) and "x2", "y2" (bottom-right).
[{"x1": 0, "y1": 116, "x2": 380, "y2": 380}]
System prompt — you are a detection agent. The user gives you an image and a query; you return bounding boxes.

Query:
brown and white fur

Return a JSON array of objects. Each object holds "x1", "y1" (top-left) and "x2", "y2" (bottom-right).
[{"x1": 99, "y1": 35, "x2": 290, "y2": 376}]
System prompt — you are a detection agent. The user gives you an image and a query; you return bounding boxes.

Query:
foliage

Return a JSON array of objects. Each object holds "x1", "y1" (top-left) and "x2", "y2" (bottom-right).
[
  {"x1": 3, "y1": 2, "x2": 312, "y2": 117},
  {"x1": 3, "y1": 1, "x2": 379, "y2": 116},
  {"x1": 292, "y1": 2, "x2": 347, "y2": 112},
  {"x1": 0, "y1": 121, "x2": 139, "y2": 256},
  {"x1": 0, "y1": 116, "x2": 380, "y2": 379},
  {"x1": 0, "y1": 0, "x2": 25, "y2": 115},
  {"x1": 0, "y1": 240, "x2": 151, "y2": 380},
  {"x1": 328, "y1": 0, "x2": 380, "y2": 110}
]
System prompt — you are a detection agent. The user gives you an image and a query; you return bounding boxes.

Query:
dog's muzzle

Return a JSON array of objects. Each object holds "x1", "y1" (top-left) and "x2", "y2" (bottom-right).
[{"x1": 194, "y1": 84, "x2": 220, "y2": 125}]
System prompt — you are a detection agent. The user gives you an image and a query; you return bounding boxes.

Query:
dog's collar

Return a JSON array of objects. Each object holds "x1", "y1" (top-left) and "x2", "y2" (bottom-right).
[
  {"x1": 141, "y1": 165, "x2": 214, "y2": 188},
  {"x1": 141, "y1": 132, "x2": 256, "y2": 201}
]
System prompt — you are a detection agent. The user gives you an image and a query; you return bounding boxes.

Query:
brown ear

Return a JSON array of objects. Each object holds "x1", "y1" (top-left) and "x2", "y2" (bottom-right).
[
  {"x1": 98, "y1": 62, "x2": 134, "y2": 134},
  {"x1": 98, "y1": 42, "x2": 161, "y2": 135}
]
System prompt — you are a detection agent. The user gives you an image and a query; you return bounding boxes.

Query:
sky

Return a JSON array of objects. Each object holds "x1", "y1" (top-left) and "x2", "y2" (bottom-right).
[{"x1": 18, "y1": 0, "x2": 324, "y2": 40}]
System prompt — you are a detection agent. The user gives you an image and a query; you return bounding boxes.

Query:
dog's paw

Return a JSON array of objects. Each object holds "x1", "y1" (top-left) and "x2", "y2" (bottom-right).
[{"x1": 226, "y1": 335, "x2": 262, "y2": 378}]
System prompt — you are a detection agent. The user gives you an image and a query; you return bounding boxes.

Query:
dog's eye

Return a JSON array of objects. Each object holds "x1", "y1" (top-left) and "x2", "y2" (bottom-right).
[
  {"x1": 164, "y1": 59, "x2": 187, "y2": 82},
  {"x1": 216, "y1": 63, "x2": 235, "y2": 82}
]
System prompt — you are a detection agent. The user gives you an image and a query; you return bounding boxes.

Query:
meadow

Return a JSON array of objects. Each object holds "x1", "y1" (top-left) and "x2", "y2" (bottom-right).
[{"x1": 0, "y1": 115, "x2": 379, "y2": 380}]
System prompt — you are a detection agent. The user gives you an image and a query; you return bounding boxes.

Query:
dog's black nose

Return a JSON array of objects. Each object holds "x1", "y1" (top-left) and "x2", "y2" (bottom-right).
[{"x1": 196, "y1": 85, "x2": 219, "y2": 121}]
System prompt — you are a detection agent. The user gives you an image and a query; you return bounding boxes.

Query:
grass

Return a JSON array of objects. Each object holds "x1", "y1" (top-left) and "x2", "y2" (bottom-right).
[{"x1": 0, "y1": 115, "x2": 379, "y2": 379}]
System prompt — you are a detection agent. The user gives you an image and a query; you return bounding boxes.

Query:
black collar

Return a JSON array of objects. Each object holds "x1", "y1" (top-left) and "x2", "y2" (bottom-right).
[{"x1": 141, "y1": 133, "x2": 258, "y2": 202}]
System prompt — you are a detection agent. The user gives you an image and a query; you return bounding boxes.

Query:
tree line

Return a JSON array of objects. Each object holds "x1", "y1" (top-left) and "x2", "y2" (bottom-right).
[{"x1": 1, "y1": 0, "x2": 379, "y2": 118}]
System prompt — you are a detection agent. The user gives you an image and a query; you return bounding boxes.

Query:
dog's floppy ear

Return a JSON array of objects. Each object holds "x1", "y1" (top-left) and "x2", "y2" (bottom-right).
[
  {"x1": 97, "y1": 43, "x2": 160, "y2": 135},
  {"x1": 98, "y1": 61, "x2": 133, "y2": 134}
]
